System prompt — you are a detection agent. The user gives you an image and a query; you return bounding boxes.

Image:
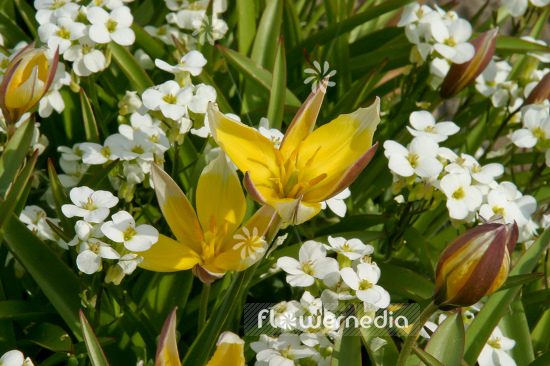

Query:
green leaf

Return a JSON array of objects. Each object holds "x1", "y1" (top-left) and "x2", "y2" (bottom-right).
[
  {"x1": 250, "y1": 0, "x2": 283, "y2": 71},
  {"x1": 500, "y1": 297, "x2": 534, "y2": 365},
  {"x1": 288, "y1": 0, "x2": 416, "y2": 61},
  {"x1": 423, "y1": 312, "x2": 464, "y2": 366},
  {"x1": 27, "y1": 323, "x2": 73, "y2": 353},
  {"x1": 331, "y1": 334, "x2": 362, "y2": 365},
  {"x1": 0, "y1": 300, "x2": 56, "y2": 321},
  {"x1": 217, "y1": 46, "x2": 302, "y2": 107},
  {"x1": 237, "y1": 0, "x2": 256, "y2": 55},
  {"x1": 498, "y1": 272, "x2": 543, "y2": 291},
  {"x1": 80, "y1": 310, "x2": 110, "y2": 366},
  {"x1": 0, "y1": 117, "x2": 35, "y2": 197},
  {"x1": 14, "y1": 0, "x2": 38, "y2": 38},
  {"x1": 531, "y1": 307, "x2": 550, "y2": 354},
  {"x1": 80, "y1": 88, "x2": 100, "y2": 144},
  {"x1": 529, "y1": 351, "x2": 550, "y2": 366},
  {"x1": 267, "y1": 38, "x2": 286, "y2": 129},
  {"x1": 495, "y1": 36, "x2": 550, "y2": 55},
  {"x1": 2, "y1": 213, "x2": 82, "y2": 340},
  {"x1": 413, "y1": 346, "x2": 446, "y2": 366},
  {"x1": 377, "y1": 263, "x2": 434, "y2": 302},
  {"x1": 108, "y1": 42, "x2": 154, "y2": 93},
  {"x1": 463, "y1": 229, "x2": 550, "y2": 365},
  {"x1": 77, "y1": 160, "x2": 120, "y2": 191},
  {"x1": 0, "y1": 10, "x2": 31, "y2": 46},
  {"x1": 131, "y1": 23, "x2": 168, "y2": 60},
  {"x1": 48, "y1": 160, "x2": 75, "y2": 236}
]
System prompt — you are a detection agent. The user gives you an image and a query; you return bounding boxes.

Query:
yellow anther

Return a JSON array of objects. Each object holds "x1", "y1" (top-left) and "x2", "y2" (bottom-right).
[
  {"x1": 273, "y1": 147, "x2": 285, "y2": 165},
  {"x1": 209, "y1": 215, "x2": 217, "y2": 234},
  {"x1": 193, "y1": 220, "x2": 204, "y2": 241},
  {"x1": 305, "y1": 146, "x2": 322, "y2": 167},
  {"x1": 290, "y1": 141, "x2": 304, "y2": 162},
  {"x1": 308, "y1": 173, "x2": 327, "y2": 187}
]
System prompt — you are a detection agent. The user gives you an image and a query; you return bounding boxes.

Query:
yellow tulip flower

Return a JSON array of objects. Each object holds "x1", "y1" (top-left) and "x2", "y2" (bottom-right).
[
  {"x1": 0, "y1": 43, "x2": 59, "y2": 125},
  {"x1": 139, "y1": 153, "x2": 277, "y2": 281},
  {"x1": 155, "y1": 308, "x2": 245, "y2": 366},
  {"x1": 208, "y1": 80, "x2": 380, "y2": 225}
]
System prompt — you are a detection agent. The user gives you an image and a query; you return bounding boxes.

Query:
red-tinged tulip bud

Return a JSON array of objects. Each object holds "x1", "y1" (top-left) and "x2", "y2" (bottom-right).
[
  {"x1": 440, "y1": 28, "x2": 499, "y2": 99},
  {"x1": 433, "y1": 221, "x2": 519, "y2": 310},
  {"x1": 0, "y1": 43, "x2": 59, "y2": 125},
  {"x1": 524, "y1": 72, "x2": 550, "y2": 106},
  {"x1": 155, "y1": 307, "x2": 179, "y2": 366}
]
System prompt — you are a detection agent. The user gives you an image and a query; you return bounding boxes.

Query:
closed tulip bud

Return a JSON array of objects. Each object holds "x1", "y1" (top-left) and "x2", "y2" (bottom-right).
[
  {"x1": 0, "y1": 43, "x2": 59, "y2": 125},
  {"x1": 440, "y1": 28, "x2": 499, "y2": 98},
  {"x1": 433, "y1": 221, "x2": 518, "y2": 310},
  {"x1": 524, "y1": 72, "x2": 550, "y2": 106}
]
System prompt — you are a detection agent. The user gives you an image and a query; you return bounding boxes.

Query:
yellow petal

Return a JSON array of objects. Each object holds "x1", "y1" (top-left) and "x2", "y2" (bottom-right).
[
  {"x1": 207, "y1": 105, "x2": 278, "y2": 183},
  {"x1": 206, "y1": 331, "x2": 245, "y2": 366},
  {"x1": 151, "y1": 164, "x2": 202, "y2": 254},
  {"x1": 196, "y1": 152, "x2": 246, "y2": 240},
  {"x1": 268, "y1": 197, "x2": 321, "y2": 225},
  {"x1": 214, "y1": 205, "x2": 276, "y2": 271},
  {"x1": 5, "y1": 65, "x2": 45, "y2": 109},
  {"x1": 279, "y1": 79, "x2": 328, "y2": 160},
  {"x1": 139, "y1": 234, "x2": 201, "y2": 272},
  {"x1": 298, "y1": 97, "x2": 381, "y2": 201},
  {"x1": 155, "y1": 308, "x2": 180, "y2": 366}
]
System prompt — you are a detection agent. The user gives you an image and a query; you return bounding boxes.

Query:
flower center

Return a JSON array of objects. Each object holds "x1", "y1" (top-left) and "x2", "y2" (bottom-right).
[
  {"x1": 194, "y1": 216, "x2": 229, "y2": 264},
  {"x1": 342, "y1": 242, "x2": 353, "y2": 252},
  {"x1": 452, "y1": 187, "x2": 466, "y2": 200},
  {"x1": 359, "y1": 279, "x2": 373, "y2": 291},
  {"x1": 280, "y1": 346, "x2": 295, "y2": 360},
  {"x1": 488, "y1": 337, "x2": 502, "y2": 349},
  {"x1": 302, "y1": 260, "x2": 315, "y2": 276},
  {"x1": 101, "y1": 146, "x2": 111, "y2": 158},
  {"x1": 533, "y1": 127, "x2": 546, "y2": 140},
  {"x1": 82, "y1": 45, "x2": 94, "y2": 55},
  {"x1": 106, "y1": 18, "x2": 118, "y2": 33},
  {"x1": 270, "y1": 143, "x2": 327, "y2": 200},
  {"x1": 89, "y1": 241, "x2": 101, "y2": 254},
  {"x1": 492, "y1": 206, "x2": 505, "y2": 216},
  {"x1": 57, "y1": 26, "x2": 71, "y2": 39},
  {"x1": 162, "y1": 93, "x2": 178, "y2": 104},
  {"x1": 424, "y1": 125, "x2": 436, "y2": 133},
  {"x1": 131, "y1": 145, "x2": 145, "y2": 154},
  {"x1": 123, "y1": 225, "x2": 137, "y2": 241},
  {"x1": 444, "y1": 37, "x2": 457, "y2": 47},
  {"x1": 407, "y1": 152, "x2": 419, "y2": 168},
  {"x1": 51, "y1": 0, "x2": 66, "y2": 10},
  {"x1": 157, "y1": 26, "x2": 167, "y2": 35},
  {"x1": 83, "y1": 197, "x2": 97, "y2": 211}
]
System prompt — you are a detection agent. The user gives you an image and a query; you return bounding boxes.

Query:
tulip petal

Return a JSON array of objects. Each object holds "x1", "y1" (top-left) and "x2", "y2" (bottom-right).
[
  {"x1": 196, "y1": 152, "x2": 246, "y2": 238},
  {"x1": 279, "y1": 78, "x2": 328, "y2": 159},
  {"x1": 214, "y1": 205, "x2": 276, "y2": 271},
  {"x1": 155, "y1": 308, "x2": 180, "y2": 366},
  {"x1": 298, "y1": 98, "x2": 380, "y2": 199},
  {"x1": 269, "y1": 197, "x2": 322, "y2": 225},
  {"x1": 151, "y1": 164, "x2": 202, "y2": 253},
  {"x1": 206, "y1": 331, "x2": 245, "y2": 366},
  {"x1": 207, "y1": 105, "x2": 278, "y2": 183},
  {"x1": 139, "y1": 234, "x2": 201, "y2": 272}
]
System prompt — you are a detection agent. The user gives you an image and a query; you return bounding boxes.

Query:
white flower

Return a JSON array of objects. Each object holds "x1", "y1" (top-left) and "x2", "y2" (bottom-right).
[
  {"x1": 101, "y1": 211, "x2": 159, "y2": 251},
  {"x1": 64, "y1": 37, "x2": 107, "y2": 77},
  {"x1": 58, "y1": 160, "x2": 89, "y2": 188},
  {"x1": 256, "y1": 334, "x2": 316, "y2": 366},
  {"x1": 39, "y1": 63, "x2": 71, "y2": 117},
  {"x1": 20, "y1": 205, "x2": 47, "y2": 226},
  {"x1": 439, "y1": 173, "x2": 482, "y2": 220},
  {"x1": 324, "y1": 236, "x2": 373, "y2": 260},
  {"x1": 476, "y1": 60, "x2": 512, "y2": 99},
  {"x1": 155, "y1": 50, "x2": 207, "y2": 77},
  {"x1": 384, "y1": 136, "x2": 443, "y2": 178},
  {"x1": 397, "y1": 2, "x2": 435, "y2": 27},
  {"x1": 340, "y1": 263, "x2": 391, "y2": 308},
  {"x1": 87, "y1": 6, "x2": 135, "y2": 46},
  {"x1": 428, "y1": 58, "x2": 451, "y2": 89},
  {"x1": 118, "y1": 91, "x2": 142, "y2": 115},
  {"x1": 188, "y1": 84, "x2": 217, "y2": 114},
  {"x1": 479, "y1": 182, "x2": 536, "y2": 226},
  {"x1": 79, "y1": 134, "x2": 121, "y2": 165},
  {"x1": 321, "y1": 188, "x2": 351, "y2": 217},
  {"x1": 77, "y1": 238, "x2": 120, "y2": 274},
  {"x1": 406, "y1": 111, "x2": 460, "y2": 142},
  {"x1": 445, "y1": 153, "x2": 504, "y2": 185},
  {"x1": 35, "y1": 0, "x2": 79, "y2": 25},
  {"x1": 521, "y1": 36, "x2": 550, "y2": 63},
  {"x1": 62, "y1": 186, "x2": 119, "y2": 223},
  {"x1": 478, "y1": 326, "x2": 516, "y2": 366},
  {"x1": 277, "y1": 241, "x2": 339, "y2": 287},
  {"x1": 257, "y1": 117, "x2": 284, "y2": 147},
  {"x1": 511, "y1": 107, "x2": 550, "y2": 148},
  {"x1": 144, "y1": 24, "x2": 180, "y2": 46},
  {"x1": 431, "y1": 19, "x2": 475, "y2": 64},
  {"x1": 502, "y1": 0, "x2": 528, "y2": 17},
  {"x1": 38, "y1": 17, "x2": 86, "y2": 55},
  {"x1": 142, "y1": 81, "x2": 193, "y2": 120},
  {"x1": 105, "y1": 253, "x2": 143, "y2": 285},
  {"x1": 0, "y1": 350, "x2": 26, "y2": 366}
]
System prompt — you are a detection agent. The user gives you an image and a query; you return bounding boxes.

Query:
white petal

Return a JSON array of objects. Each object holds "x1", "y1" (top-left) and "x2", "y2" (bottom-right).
[
  {"x1": 277, "y1": 257, "x2": 303, "y2": 275},
  {"x1": 111, "y1": 27, "x2": 135, "y2": 46},
  {"x1": 101, "y1": 221, "x2": 125, "y2": 243},
  {"x1": 409, "y1": 111, "x2": 435, "y2": 131},
  {"x1": 389, "y1": 155, "x2": 415, "y2": 177},
  {"x1": 512, "y1": 129, "x2": 537, "y2": 148},
  {"x1": 340, "y1": 267, "x2": 360, "y2": 290},
  {"x1": 77, "y1": 250, "x2": 101, "y2": 274}
]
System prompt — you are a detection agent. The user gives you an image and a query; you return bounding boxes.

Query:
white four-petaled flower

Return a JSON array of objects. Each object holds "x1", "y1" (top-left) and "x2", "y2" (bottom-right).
[
  {"x1": 101, "y1": 210, "x2": 159, "y2": 252},
  {"x1": 340, "y1": 263, "x2": 391, "y2": 308},
  {"x1": 62, "y1": 186, "x2": 119, "y2": 223}
]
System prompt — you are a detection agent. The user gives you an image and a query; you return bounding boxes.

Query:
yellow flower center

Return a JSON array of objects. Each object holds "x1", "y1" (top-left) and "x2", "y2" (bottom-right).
[
  {"x1": 533, "y1": 127, "x2": 546, "y2": 140},
  {"x1": 131, "y1": 145, "x2": 144, "y2": 154},
  {"x1": 408, "y1": 152, "x2": 419, "y2": 169},
  {"x1": 359, "y1": 279, "x2": 373, "y2": 291},
  {"x1": 280, "y1": 346, "x2": 295, "y2": 360},
  {"x1": 194, "y1": 216, "x2": 229, "y2": 264},
  {"x1": 123, "y1": 225, "x2": 137, "y2": 241},
  {"x1": 342, "y1": 242, "x2": 353, "y2": 252},
  {"x1": 492, "y1": 206, "x2": 505, "y2": 216},
  {"x1": 302, "y1": 260, "x2": 315, "y2": 275},
  {"x1": 452, "y1": 187, "x2": 466, "y2": 200},
  {"x1": 83, "y1": 197, "x2": 97, "y2": 211},
  {"x1": 162, "y1": 93, "x2": 178, "y2": 104},
  {"x1": 444, "y1": 37, "x2": 457, "y2": 47},
  {"x1": 106, "y1": 18, "x2": 118, "y2": 33},
  {"x1": 157, "y1": 26, "x2": 167, "y2": 36},
  {"x1": 89, "y1": 241, "x2": 101, "y2": 254},
  {"x1": 51, "y1": 0, "x2": 67, "y2": 10},
  {"x1": 270, "y1": 143, "x2": 327, "y2": 200},
  {"x1": 488, "y1": 337, "x2": 502, "y2": 349},
  {"x1": 425, "y1": 125, "x2": 436, "y2": 132},
  {"x1": 57, "y1": 26, "x2": 71, "y2": 39},
  {"x1": 101, "y1": 146, "x2": 111, "y2": 158}
]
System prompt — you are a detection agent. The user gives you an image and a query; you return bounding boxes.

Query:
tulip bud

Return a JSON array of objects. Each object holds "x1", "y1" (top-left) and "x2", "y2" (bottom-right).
[
  {"x1": 433, "y1": 221, "x2": 518, "y2": 310},
  {"x1": 440, "y1": 28, "x2": 499, "y2": 98},
  {"x1": 0, "y1": 43, "x2": 59, "y2": 125},
  {"x1": 524, "y1": 72, "x2": 550, "y2": 106}
]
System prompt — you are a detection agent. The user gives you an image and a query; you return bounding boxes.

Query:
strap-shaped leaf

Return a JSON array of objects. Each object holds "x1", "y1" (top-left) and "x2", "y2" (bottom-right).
[
  {"x1": 109, "y1": 42, "x2": 154, "y2": 93},
  {"x1": 80, "y1": 310, "x2": 110, "y2": 366}
]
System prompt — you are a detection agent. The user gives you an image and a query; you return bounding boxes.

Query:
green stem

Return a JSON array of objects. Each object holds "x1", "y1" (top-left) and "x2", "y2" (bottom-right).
[
  {"x1": 198, "y1": 282, "x2": 211, "y2": 332},
  {"x1": 396, "y1": 301, "x2": 439, "y2": 366}
]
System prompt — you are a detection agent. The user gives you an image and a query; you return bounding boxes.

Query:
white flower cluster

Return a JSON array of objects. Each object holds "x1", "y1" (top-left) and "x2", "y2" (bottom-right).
[
  {"x1": 0, "y1": 350, "x2": 34, "y2": 366},
  {"x1": 60, "y1": 186, "x2": 158, "y2": 282},
  {"x1": 277, "y1": 238, "x2": 390, "y2": 309},
  {"x1": 511, "y1": 104, "x2": 550, "y2": 166},
  {"x1": 252, "y1": 292, "x2": 336, "y2": 366},
  {"x1": 398, "y1": 2, "x2": 475, "y2": 89},
  {"x1": 20, "y1": 205, "x2": 59, "y2": 242},
  {"x1": 502, "y1": 0, "x2": 550, "y2": 17},
  {"x1": 385, "y1": 110, "x2": 538, "y2": 241},
  {"x1": 36, "y1": 0, "x2": 136, "y2": 78},
  {"x1": 422, "y1": 306, "x2": 517, "y2": 366}
]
